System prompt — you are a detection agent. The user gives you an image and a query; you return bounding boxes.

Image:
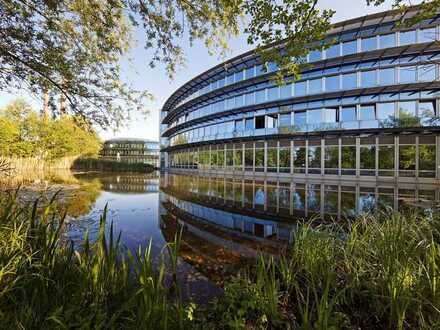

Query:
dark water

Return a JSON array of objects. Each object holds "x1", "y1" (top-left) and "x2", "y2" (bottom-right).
[{"x1": 26, "y1": 171, "x2": 440, "y2": 303}]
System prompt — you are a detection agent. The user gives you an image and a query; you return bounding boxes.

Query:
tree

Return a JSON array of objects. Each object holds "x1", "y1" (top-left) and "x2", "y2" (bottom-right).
[{"x1": 1, "y1": 0, "x2": 438, "y2": 131}]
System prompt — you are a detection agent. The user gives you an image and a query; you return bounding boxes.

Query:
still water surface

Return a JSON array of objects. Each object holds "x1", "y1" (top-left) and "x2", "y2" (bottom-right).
[{"x1": 13, "y1": 171, "x2": 440, "y2": 302}]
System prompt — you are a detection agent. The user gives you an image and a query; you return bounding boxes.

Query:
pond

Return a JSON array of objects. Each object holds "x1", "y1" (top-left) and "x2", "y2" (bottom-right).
[{"x1": 6, "y1": 170, "x2": 440, "y2": 303}]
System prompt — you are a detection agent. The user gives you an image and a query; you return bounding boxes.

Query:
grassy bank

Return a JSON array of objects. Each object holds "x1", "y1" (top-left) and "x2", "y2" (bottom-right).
[
  {"x1": 1, "y1": 156, "x2": 79, "y2": 171},
  {"x1": 0, "y1": 191, "x2": 439, "y2": 329},
  {"x1": 72, "y1": 157, "x2": 155, "y2": 172}
]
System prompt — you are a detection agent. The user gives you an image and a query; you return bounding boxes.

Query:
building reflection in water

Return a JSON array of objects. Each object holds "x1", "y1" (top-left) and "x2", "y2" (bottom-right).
[
  {"x1": 160, "y1": 172, "x2": 440, "y2": 245},
  {"x1": 85, "y1": 173, "x2": 160, "y2": 194}
]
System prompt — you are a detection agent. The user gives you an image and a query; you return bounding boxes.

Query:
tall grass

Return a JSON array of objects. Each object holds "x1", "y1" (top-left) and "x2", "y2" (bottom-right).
[
  {"x1": 1, "y1": 188, "x2": 440, "y2": 329},
  {"x1": 0, "y1": 190, "x2": 190, "y2": 329},
  {"x1": 204, "y1": 210, "x2": 440, "y2": 329}
]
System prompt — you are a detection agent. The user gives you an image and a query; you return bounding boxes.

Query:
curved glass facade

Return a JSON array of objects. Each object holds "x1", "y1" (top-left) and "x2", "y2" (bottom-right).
[{"x1": 160, "y1": 9, "x2": 440, "y2": 182}]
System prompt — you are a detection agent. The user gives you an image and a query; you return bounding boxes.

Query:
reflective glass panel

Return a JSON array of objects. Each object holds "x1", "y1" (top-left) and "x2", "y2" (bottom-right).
[
  {"x1": 294, "y1": 111, "x2": 307, "y2": 126},
  {"x1": 309, "y1": 78, "x2": 322, "y2": 94},
  {"x1": 377, "y1": 102, "x2": 395, "y2": 120},
  {"x1": 379, "y1": 33, "x2": 396, "y2": 49},
  {"x1": 245, "y1": 92, "x2": 254, "y2": 105},
  {"x1": 307, "y1": 109, "x2": 322, "y2": 124},
  {"x1": 323, "y1": 108, "x2": 337, "y2": 123},
  {"x1": 399, "y1": 30, "x2": 416, "y2": 46},
  {"x1": 419, "y1": 27, "x2": 437, "y2": 43},
  {"x1": 379, "y1": 68, "x2": 395, "y2": 85},
  {"x1": 324, "y1": 146, "x2": 338, "y2": 168},
  {"x1": 399, "y1": 145, "x2": 416, "y2": 171},
  {"x1": 360, "y1": 145, "x2": 376, "y2": 169},
  {"x1": 419, "y1": 100, "x2": 436, "y2": 126},
  {"x1": 341, "y1": 106, "x2": 356, "y2": 121},
  {"x1": 325, "y1": 75, "x2": 340, "y2": 92},
  {"x1": 342, "y1": 40, "x2": 357, "y2": 55},
  {"x1": 295, "y1": 81, "x2": 307, "y2": 96},
  {"x1": 418, "y1": 64, "x2": 436, "y2": 82},
  {"x1": 267, "y1": 86, "x2": 279, "y2": 101},
  {"x1": 245, "y1": 67, "x2": 255, "y2": 79},
  {"x1": 341, "y1": 146, "x2": 356, "y2": 169},
  {"x1": 308, "y1": 146, "x2": 321, "y2": 169},
  {"x1": 245, "y1": 118, "x2": 254, "y2": 130},
  {"x1": 419, "y1": 144, "x2": 436, "y2": 174},
  {"x1": 361, "y1": 70, "x2": 376, "y2": 87},
  {"x1": 326, "y1": 43, "x2": 340, "y2": 58},
  {"x1": 361, "y1": 36, "x2": 376, "y2": 51},
  {"x1": 360, "y1": 105, "x2": 375, "y2": 120},
  {"x1": 255, "y1": 89, "x2": 266, "y2": 103},
  {"x1": 279, "y1": 113, "x2": 291, "y2": 127},
  {"x1": 235, "y1": 70, "x2": 244, "y2": 82},
  {"x1": 235, "y1": 119, "x2": 243, "y2": 131},
  {"x1": 399, "y1": 66, "x2": 417, "y2": 83},
  {"x1": 280, "y1": 83, "x2": 292, "y2": 98},
  {"x1": 309, "y1": 50, "x2": 322, "y2": 62},
  {"x1": 342, "y1": 73, "x2": 357, "y2": 90},
  {"x1": 379, "y1": 145, "x2": 395, "y2": 170}
]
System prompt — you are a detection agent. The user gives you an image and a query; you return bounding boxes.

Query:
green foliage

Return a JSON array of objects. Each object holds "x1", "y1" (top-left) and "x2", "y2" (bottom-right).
[
  {"x1": 0, "y1": 99, "x2": 101, "y2": 160},
  {"x1": 203, "y1": 212, "x2": 440, "y2": 329},
  {"x1": 0, "y1": 193, "x2": 190, "y2": 329},
  {"x1": 73, "y1": 157, "x2": 154, "y2": 172}
]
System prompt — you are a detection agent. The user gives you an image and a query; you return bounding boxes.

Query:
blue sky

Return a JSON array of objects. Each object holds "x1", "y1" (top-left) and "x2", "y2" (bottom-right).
[{"x1": 0, "y1": 0, "x2": 409, "y2": 141}]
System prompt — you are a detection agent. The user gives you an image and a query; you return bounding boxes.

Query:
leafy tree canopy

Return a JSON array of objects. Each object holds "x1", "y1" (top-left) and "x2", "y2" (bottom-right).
[
  {"x1": 0, "y1": 99, "x2": 101, "y2": 160},
  {"x1": 0, "y1": 0, "x2": 438, "y2": 129}
]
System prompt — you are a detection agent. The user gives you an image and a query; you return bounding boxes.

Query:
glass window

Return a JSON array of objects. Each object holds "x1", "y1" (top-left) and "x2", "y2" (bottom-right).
[
  {"x1": 341, "y1": 106, "x2": 356, "y2": 121},
  {"x1": 255, "y1": 64, "x2": 265, "y2": 76},
  {"x1": 341, "y1": 146, "x2": 356, "y2": 170},
  {"x1": 418, "y1": 64, "x2": 437, "y2": 82},
  {"x1": 294, "y1": 111, "x2": 307, "y2": 126},
  {"x1": 245, "y1": 67, "x2": 255, "y2": 79},
  {"x1": 419, "y1": 144, "x2": 436, "y2": 176},
  {"x1": 398, "y1": 101, "x2": 416, "y2": 117},
  {"x1": 325, "y1": 146, "x2": 339, "y2": 169},
  {"x1": 342, "y1": 40, "x2": 357, "y2": 55},
  {"x1": 245, "y1": 92, "x2": 254, "y2": 105},
  {"x1": 360, "y1": 145, "x2": 376, "y2": 170},
  {"x1": 399, "y1": 66, "x2": 417, "y2": 83},
  {"x1": 326, "y1": 43, "x2": 340, "y2": 58},
  {"x1": 255, "y1": 89, "x2": 266, "y2": 103},
  {"x1": 399, "y1": 145, "x2": 416, "y2": 172},
  {"x1": 323, "y1": 108, "x2": 338, "y2": 123},
  {"x1": 309, "y1": 49, "x2": 322, "y2": 62},
  {"x1": 377, "y1": 102, "x2": 395, "y2": 120},
  {"x1": 308, "y1": 146, "x2": 321, "y2": 170},
  {"x1": 235, "y1": 95, "x2": 244, "y2": 108},
  {"x1": 280, "y1": 83, "x2": 292, "y2": 98},
  {"x1": 235, "y1": 119, "x2": 243, "y2": 131},
  {"x1": 360, "y1": 104, "x2": 376, "y2": 120},
  {"x1": 227, "y1": 73, "x2": 234, "y2": 85},
  {"x1": 419, "y1": 100, "x2": 436, "y2": 126},
  {"x1": 293, "y1": 147, "x2": 306, "y2": 170},
  {"x1": 309, "y1": 78, "x2": 322, "y2": 94},
  {"x1": 255, "y1": 115, "x2": 265, "y2": 129},
  {"x1": 266, "y1": 114, "x2": 278, "y2": 128},
  {"x1": 255, "y1": 148, "x2": 264, "y2": 169},
  {"x1": 379, "y1": 145, "x2": 395, "y2": 172},
  {"x1": 267, "y1": 148, "x2": 277, "y2": 170},
  {"x1": 361, "y1": 70, "x2": 376, "y2": 87},
  {"x1": 234, "y1": 148, "x2": 243, "y2": 167},
  {"x1": 294, "y1": 81, "x2": 307, "y2": 96},
  {"x1": 267, "y1": 86, "x2": 279, "y2": 101},
  {"x1": 325, "y1": 75, "x2": 340, "y2": 92},
  {"x1": 342, "y1": 72, "x2": 357, "y2": 90},
  {"x1": 218, "y1": 77, "x2": 225, "y2": 88},
  {"x1": 361, "y1": 36, "x2": 377, "y2": 52},
  {"x1": 379, "y1": 68, "x2": 395, "y2": 85},
  {"x1": 399, "y1": 30, "x2": 416, "y2": 46},
  {"x1": 235, "y1": 70, "x2": 244, "y2": 82},
  {"x1": 307, "y1": 109, "x2": 322, "y2": 124},
  {"x1": 279, "y1": 113, "x2": 291, "y2": 127},
  {"x1": 226, "y1": 97, "x2": 235, "y2": 110},
  {"x1": 419, "y1": 27, "x2": 437, "y2": 43},
  {"x1": 279, "y1": 148, "x2": 290, "y2": 172},
  {"x1": 379, "y1": 33, "x2": 396, "y2": 49},
  {"x1": 245, "y1": 118, "x2": 254, "y2": 130}
]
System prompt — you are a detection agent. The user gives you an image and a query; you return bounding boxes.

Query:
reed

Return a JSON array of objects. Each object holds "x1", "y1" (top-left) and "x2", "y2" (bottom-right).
[
  {"x1": 203, "y1": 210, "x2": 440, "y2": 329},
  {"x1": 1, "y1": 189, "x2": 440, "y2": 329},
  {"x1": 0, "y1": 191, "x2": 189, "y2": 329}
]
